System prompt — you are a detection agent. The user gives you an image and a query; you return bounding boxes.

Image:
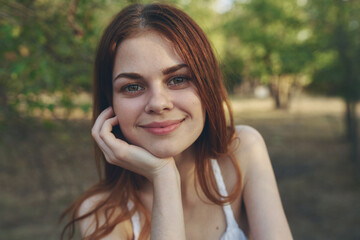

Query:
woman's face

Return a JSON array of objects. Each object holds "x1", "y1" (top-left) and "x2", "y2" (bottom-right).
[{"x1": 112, "y1": 31, "x2": 205, "y2": 158}]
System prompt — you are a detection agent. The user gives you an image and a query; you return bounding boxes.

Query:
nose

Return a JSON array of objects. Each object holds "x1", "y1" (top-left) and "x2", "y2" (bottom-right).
[{"x1": 145, "y1": 86, "x2": 173, "y2": 114}]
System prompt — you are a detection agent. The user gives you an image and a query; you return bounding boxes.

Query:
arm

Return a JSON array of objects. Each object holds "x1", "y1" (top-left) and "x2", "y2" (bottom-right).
[
  {"x1": 86, "y1": 107, "x2": 186, "y2": 240},
  {"x1": 150, "y1": 163, "x2": 186, "y2": 240},
  {"x1": 78, "y1": 168, "x2": 186, "y2": 240},
  {"x1": 235, "y1": 126, "x2": 293, "y2": 240},
  {"x1": 78, "y1": 193, "x2": 133, "y2": 240}
]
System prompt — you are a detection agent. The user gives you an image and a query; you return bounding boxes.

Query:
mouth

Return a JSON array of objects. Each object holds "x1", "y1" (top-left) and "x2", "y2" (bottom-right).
[{"x1": 139, "y1": 119, "x2": 185, "y2": 135}]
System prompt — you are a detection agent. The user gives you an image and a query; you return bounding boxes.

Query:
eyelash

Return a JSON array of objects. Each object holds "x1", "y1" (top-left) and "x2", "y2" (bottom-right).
[
  {"x1": 121, "y1": 84, "x2": 145, "y2": 94},
  {"x1": 119, "y1": 75, "x2": 191, "y2": 95},
  {"x1": 168, "y1": 76, "x2": 190, "y2": 87}
]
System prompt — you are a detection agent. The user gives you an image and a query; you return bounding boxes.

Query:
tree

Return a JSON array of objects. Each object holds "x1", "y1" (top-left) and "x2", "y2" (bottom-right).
[
  {"x1": 0, "y1": 0, "x2": 220, "y2": 120},
  {"x1": 222, "y1": 0, "x2": 311, "y2": 108},
  {"x1": 0, "y1": 0, "x2": 133, "y2": 120},
  {"x1": 306, "y1": 0, "x2": 360, "y2": 162}
]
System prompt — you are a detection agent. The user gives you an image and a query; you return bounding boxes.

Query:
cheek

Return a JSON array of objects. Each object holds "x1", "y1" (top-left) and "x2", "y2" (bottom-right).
[
  {"x1": 176, "y1": 91, "x2": 206, "y2": 128},
  {"x1": 193, "y1": 100, "x2": 205, "y2": 121},
  {"x1": 112, "y1": 98, "x2": 141, "y2": 130},
  {"x1": 113, "y1": 105, "x2": 137, "y2": 144},
  {"x1": 193, "y1": 97, "x2": 206, "y2": 133},
  {"x1": 188, "y1": 93, "x2": 205, "y2": 120}
]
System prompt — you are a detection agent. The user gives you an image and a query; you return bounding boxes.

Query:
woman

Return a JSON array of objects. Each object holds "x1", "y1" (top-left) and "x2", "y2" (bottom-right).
[{"x1": 61, "y1": 3, "x2": 292, "y2": 240}]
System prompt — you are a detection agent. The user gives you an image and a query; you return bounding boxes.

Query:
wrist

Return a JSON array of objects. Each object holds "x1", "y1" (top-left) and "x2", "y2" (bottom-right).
[{"x1": 151, "y1": 160, "x2": 180, "y2": 186}]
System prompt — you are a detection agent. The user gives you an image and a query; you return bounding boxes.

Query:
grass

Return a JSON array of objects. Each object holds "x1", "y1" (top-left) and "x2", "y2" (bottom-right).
[{"x1": 0, "y1": 94, "x2": 359, "y2": 240}]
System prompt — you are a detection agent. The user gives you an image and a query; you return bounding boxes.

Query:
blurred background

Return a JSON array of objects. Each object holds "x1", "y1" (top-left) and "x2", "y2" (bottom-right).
[{"x1": 0, "y1": 0, "x2": 359, "y2": 239}]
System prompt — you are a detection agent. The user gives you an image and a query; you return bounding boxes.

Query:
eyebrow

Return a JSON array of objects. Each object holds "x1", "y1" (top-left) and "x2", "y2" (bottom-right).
[
  {"x1": 113, "y1": 72, "x2": 142, "y2": 82},
  {"x1": 113, "y1": 63, "x2": 188, "y2": 82},
  {"x1": 162, "y1": 63, "x2": 188, "y2": 75}
]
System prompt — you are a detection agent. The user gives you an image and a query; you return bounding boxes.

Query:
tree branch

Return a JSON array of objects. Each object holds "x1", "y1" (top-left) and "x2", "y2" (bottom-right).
[{"x1": 67, "y1": 0, "x2": 85, "y2": 37}]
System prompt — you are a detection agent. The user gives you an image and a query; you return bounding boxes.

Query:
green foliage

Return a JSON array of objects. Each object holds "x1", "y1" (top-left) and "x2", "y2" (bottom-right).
[
  {"x1": 221, "y1": 55, "x2": 244, "y2": 93},
  {"x1": 0, "y1": 0, "x2": 131, "y2": 117},
  {"x1": 222, "y1": 0, "x2": 311, "y2": 84},
  {"x1": 0, "y1": 0, "x2": 219, "y2": 118},
  {"x1": 306, "y1": 0, "x2": 360, "y2": 102},
  {"x1": 1, "y1": 0, "x2": 358, "y2": 116}
]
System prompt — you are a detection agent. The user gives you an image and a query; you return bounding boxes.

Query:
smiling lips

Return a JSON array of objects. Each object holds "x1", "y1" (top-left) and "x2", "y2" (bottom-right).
[{"x1": 140, "y1": 119, "x2": 184, "y2": 135}]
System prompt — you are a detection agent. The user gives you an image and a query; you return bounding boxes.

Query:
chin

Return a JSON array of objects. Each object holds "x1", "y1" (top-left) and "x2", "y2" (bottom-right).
[
  {"x1": 122, "y1": 133, "x2": 188, "y2": 159},
  {"x1": 146, "y1": 147, "x2": 180, "y2": 159}
]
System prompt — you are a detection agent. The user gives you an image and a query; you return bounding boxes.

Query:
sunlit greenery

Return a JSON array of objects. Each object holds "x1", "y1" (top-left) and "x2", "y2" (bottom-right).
[{"x1": 1, "y1": 0, "x2": 359, "y2": 149}]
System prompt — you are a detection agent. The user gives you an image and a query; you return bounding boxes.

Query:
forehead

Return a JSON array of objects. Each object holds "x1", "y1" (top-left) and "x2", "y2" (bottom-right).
[{"x1": 113, "y1": 31, "x2": 184, "y2": 74}]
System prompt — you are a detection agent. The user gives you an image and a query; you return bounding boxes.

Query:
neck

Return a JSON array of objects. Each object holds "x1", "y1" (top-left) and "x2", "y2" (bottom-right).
[
  {"x1": 173, "y1": 145, "x2": 197, "y2": 182},
  {"x1": 173, "y1": 146, "x2": 200, "y2": 205}
]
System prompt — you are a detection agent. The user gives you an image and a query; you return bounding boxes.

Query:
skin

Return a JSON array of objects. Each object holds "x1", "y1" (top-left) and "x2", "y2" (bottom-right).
[
  {"x1": 112, "y1": 31, "x2": 205, "y2": 159},
  {"x1": 81, "y1": 31, "x2": 293, "y2": 240}
]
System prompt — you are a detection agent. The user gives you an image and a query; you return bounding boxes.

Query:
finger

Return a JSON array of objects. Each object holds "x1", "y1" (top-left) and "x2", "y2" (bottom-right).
[
  {"x1": 101, "y1": 115, "x2": 119, "y2": 133},
  {"x1": 91, "y1": 108, "x2": 122, "y2": 163},
  {"x1": 92, "y1": 107, "x2": 114, "y2": 138},
  {"x1": 100, "y1": 117, "x2": 130, "y2": 158},
  {"x1": 92, "y1": 108, "x2": 116, "y2": 149},
  {"x1": 100, "y1": 117, "x2": 157, "y2": 164},
  {"x1": 99, "y1": 116, "x2": 120, "y2": 146},
  {"x1": 92, "y1": 107, "x2": 113, "y2": 145},
  {"x1": 98, "y1": 116, "x2": 138, "y2": 168}
]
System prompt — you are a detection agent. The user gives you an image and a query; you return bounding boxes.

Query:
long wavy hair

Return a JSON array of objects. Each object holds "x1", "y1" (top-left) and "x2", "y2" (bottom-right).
[{"x1": 61, "y1": 3, "x2": 241, "y2": 239}]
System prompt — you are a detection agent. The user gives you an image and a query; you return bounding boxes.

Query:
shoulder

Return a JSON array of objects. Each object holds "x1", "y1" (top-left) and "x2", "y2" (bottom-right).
[
  {"x1": 217, "y1": 125, "x2": 268, "y2": 193},
  {"x1": 232, "y1": 125, "x2": 270, "y2": 177},
  {"x1": 234, "y1": 125, "x2": 267, "y2": 151},
  {"x1": 219, "y1": 125, "x2": 268, "y2": 177},
  {"x1": 78, "y1": 192, "x2": 109, "y2": 217},
  {"x1": 77, "y1": 192, "x2": 107, "y2": 237},
  {"x1": 232, "y1": 126, "x2": 293, "y2": 239},
  {"x1": 78, "y1": 192, "x2": 132, "y2": 240}
]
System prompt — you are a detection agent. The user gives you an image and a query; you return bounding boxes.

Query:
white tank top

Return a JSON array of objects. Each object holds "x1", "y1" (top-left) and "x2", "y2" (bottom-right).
[{"x1": 129, "y1": 159, "x2": 247, "y2": 240}]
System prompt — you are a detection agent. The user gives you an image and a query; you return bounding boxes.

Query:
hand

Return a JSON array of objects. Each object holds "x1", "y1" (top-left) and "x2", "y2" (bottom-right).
[{"x1": 91, "y1": 107, "x2": 177, "y2": 182}]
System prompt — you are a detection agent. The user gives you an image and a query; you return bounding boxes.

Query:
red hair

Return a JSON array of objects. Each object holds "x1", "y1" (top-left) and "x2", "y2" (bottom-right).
[{"x1": 61, "y1": 3, "x2": 241, "y2": 239}]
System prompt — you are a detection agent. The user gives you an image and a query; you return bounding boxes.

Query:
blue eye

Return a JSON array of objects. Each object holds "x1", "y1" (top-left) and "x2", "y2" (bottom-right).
[
  {"x1": 122, "y1": 84, "x2": 145, "y2": 93},
  {"x1": 168, "y1": 76, "x2": 188, "y2": 86}
]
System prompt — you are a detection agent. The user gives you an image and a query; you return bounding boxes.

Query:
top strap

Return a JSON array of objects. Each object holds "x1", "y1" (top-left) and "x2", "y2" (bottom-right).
[
  {"x1": 129, "y1": 159, "x2": 242, "y2": 240},
  {"x1": 128, "y1": 201, "x2": 141, "y2": 240},
  {"x1": 211, "y1": 159, "x2": 239, "y2": 228}
]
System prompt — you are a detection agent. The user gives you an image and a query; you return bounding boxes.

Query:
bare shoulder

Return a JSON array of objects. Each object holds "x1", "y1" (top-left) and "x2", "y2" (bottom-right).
[
  {"x1": 78, "y1": 192, "x2": 132, "y2": 240},
  {"x1": 217, "y1": 125, "x2": 268, "y2": 194},
  {"x1": 232, "y1": 125, "x2": 270, "y2": 179},
  {"x1": 234, "y1": 125, "x2": 266, "y2": 150},
  {"x1": 78, "y1": 192, "x2": 109, "y2": 216},
  {"x1": 233, "y1": 125, "x2": 293, "y2": 239}
]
